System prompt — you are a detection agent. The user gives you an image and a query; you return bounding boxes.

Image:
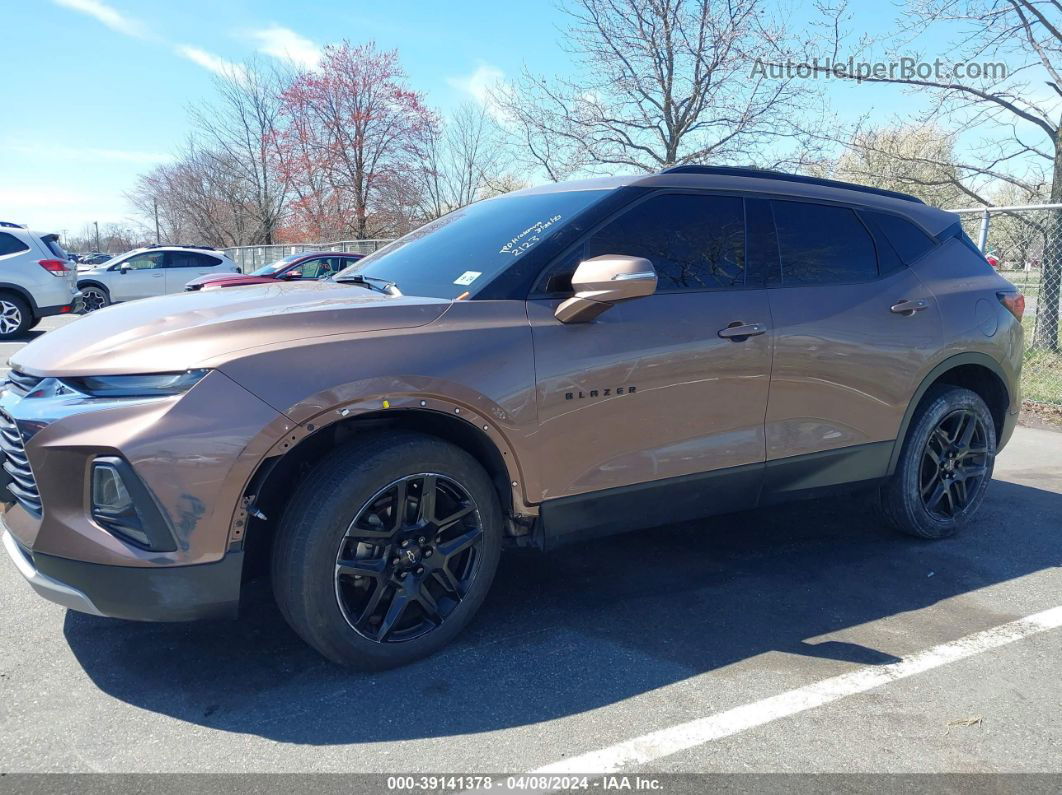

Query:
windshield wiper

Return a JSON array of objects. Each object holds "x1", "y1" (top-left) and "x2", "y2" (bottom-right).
[{"x1": 334, "y1": 274, "x2": 402, "y2": 296}]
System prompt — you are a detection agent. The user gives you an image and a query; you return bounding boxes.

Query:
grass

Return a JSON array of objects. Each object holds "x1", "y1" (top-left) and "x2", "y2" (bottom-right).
[{"x1": 1021, "y1": 315, "x2": 1062, "y2": 407}]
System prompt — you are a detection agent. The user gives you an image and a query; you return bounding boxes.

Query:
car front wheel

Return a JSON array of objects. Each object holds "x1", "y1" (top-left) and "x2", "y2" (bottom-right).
[
  {"x1": 79, "y1": 285, "x2": 111, "y2": 312},
  {"x1": 882, "y1": 385, "x2": 996, "y2": 539},
  {"x1": 271, "y1": 432, "x2": 503, "y2": 669}
]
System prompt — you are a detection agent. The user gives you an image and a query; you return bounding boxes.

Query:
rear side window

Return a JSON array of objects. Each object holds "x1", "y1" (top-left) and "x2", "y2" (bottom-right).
[
  {"x1": 864, "y1": 211, "x2": 936, "y2": 263},
  {"x1": 0, "y1": 233, "x2": 29, "y2": 256},
  {"x1": 771, "y1": 201, "x2": 877, "y2": 285},
  {"x1": 168, "y1": 251, "x2": 220, "y2": 268},
  {"x1": 41, "y1": 235, "x2": 67, "y2": 259},
  {"x1": 584, "y1": 193, "x2": 746, "y2": 291}
]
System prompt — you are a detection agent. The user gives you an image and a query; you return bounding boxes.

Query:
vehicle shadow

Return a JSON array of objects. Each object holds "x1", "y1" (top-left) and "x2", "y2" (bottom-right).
[{"x1": 63, "y1": 479, "x2": 1062, "y2": 744}]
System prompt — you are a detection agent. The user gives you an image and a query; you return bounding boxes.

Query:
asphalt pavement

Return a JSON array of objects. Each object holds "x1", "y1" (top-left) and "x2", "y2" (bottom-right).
[{"x1": 0, "y1": 317, "x2": 1060, "y2": 777}]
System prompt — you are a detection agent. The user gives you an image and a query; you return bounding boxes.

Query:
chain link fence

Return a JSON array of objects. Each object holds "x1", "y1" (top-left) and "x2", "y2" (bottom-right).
[
  {"x1": 952, "y1": 204, "x2": 1062, "y2": 410},
  {"x1": 221, "y1": 239, "x2": 393, "y2": 273}
]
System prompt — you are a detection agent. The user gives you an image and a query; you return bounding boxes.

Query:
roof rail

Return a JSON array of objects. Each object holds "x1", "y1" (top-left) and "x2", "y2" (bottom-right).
[
  {"x1": 145, "y1": 243, "x2": 220, "y2": 250},
  {"x1": 658, "y1": 165, "x2": 925, "y2": 204},
  {"x1": 0, "y1": 221, "x2": 27, "y2": 229}
]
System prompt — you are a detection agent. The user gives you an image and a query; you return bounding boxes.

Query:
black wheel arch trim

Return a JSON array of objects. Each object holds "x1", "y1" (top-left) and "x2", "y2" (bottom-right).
[
  {"x1": 888, "y1": 352, "x2": 1011, "y2": 476},
  {"x1": 0, "y1": 283, "x2": 39, "y2": 316},
  {"x1": 77, "y1": 280, "x2": 110, "y2": 295}
]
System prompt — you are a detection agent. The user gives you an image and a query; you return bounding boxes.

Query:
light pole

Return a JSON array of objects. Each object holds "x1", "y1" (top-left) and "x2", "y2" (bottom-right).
[
  {"x1": 94, "y1": 221, "x2": 100, "y2": 253},
  {"x1": 153, "y1": 198, "x2": 161, "y2": 244}
]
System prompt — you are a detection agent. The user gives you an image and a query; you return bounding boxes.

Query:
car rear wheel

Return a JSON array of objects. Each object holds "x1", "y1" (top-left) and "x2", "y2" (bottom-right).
[
  {"x1": 881, "y1": 386, "x2": 996, "y2": 539},
  {"x1": 0, "y1": 295, "x2": 32, "y2": 339},
  {"x1": 271, "y1": 432, "x2": 503, "y2": 669},
  {"x1": 79, "y1": 285, "x2": 110, "y2": 312}
]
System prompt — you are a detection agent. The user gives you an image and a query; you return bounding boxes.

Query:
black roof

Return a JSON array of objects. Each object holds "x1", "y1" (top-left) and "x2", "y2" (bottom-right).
[{"x1": 660, "y1": 165, "x2": 925, "y2": 204}]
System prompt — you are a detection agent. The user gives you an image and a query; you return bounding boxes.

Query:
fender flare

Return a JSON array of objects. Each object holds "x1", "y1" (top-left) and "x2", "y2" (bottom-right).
[
  {"x1": 0, "y1": 282, "x2": 39, "y2": 316},
  {"x1": 76, "y1": 279, "x2": 110, "y2": 296},
  {"x1": 886, "y1": 352, "x2": 1009, "y2": 475}
]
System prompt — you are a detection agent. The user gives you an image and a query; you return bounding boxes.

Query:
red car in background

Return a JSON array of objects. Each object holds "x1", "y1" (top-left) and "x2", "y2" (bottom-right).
[{"x1": 184, "y1": 251, "x2": 364, "y2": 291}]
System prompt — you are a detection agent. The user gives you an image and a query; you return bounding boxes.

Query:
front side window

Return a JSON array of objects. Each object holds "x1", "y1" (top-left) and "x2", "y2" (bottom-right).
[
  {"x1": 582, "y1": 193, "x2": 746, "y2": 291},
  {"x1": 118, "y1": 252, "x2": 165, "y2": 270},
  {"x1": 772, "y1": 201, "x2": 877, "y2": 285},
  {"x1": 297, "y1": 257, "x2": 345, "y2": 279},
  {"x1": 252, "y1": 254, "x2": 303, "y2": 276},
  {"x1": 334, "y1": 189, "x2": 611, "y2": 300}
]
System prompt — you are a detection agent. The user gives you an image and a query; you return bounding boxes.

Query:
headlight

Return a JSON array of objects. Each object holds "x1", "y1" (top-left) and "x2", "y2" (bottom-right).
[{"x1": 60, "y1": 369, "x2": 208, "y2": 398}]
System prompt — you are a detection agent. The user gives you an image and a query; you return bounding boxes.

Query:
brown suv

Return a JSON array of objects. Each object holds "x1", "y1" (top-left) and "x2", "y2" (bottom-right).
[{"x1": 1, "y1": 167, "x2": 1023, "y2": 669}]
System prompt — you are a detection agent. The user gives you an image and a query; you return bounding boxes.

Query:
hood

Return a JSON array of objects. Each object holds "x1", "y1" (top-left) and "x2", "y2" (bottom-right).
[{"x1": 12, "y1": 281, "x2": 451, "y2": 377}]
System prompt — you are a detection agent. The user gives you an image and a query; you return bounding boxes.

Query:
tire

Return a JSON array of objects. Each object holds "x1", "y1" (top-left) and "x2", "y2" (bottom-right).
[
  {"x1": 0, "y1": 294, "x2": 32, "y2": 339},
  {"x1": 272, "y1": 432, "x2": 503, "y2": 669},
  {"x1": 881, "y1": 386, "x2": 996, "y2": 539},
  {"x1": 79, "y1": 284, "x2": 111, "y2": 313}
]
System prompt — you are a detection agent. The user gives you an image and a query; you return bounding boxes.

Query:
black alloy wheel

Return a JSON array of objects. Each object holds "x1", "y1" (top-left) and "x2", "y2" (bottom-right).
[
  {"x1": 919, "y1": 408, "x2": 990, "y2": 520},
  {"x1": 334, "y1": 473, "x2": 484, "y2": 643}
]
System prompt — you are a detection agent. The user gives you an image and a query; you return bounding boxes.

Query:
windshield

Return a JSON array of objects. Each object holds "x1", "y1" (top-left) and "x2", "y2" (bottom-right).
[
  {"x1": 334, "y1": 189, "x2": 609, "y2": 299},
  {"x1": 252, "y1": 253, "x2": 304, "y2": 276}
]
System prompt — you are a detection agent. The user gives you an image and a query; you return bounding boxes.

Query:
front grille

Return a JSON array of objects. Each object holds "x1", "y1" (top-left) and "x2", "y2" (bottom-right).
[
  {"x1": 4, "y1": 369, "x2": 43, "y2": 398},
  {"x1": 0, "y1": 409, "x2": 41, "y2": 515}
]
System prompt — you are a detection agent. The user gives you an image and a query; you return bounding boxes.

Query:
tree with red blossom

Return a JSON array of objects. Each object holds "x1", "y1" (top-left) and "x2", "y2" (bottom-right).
[{"x1": 279, "y1": 41, "x2": 435, "y2": 240}]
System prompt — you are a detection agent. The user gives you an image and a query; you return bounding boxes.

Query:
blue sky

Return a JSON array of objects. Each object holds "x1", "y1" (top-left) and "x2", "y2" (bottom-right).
[{"x1": 1, "y1": 0, "x2": 941, "y2": 237}]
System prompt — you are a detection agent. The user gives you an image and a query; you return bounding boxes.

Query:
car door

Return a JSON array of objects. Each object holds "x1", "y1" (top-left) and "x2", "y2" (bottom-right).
[
  {"x1": 762, "y1": 198, "x2": 943, "y2": 493},
  {"x1": 110, "y1": 251, "x2": 167, "y2": 301},
  {"x1": 527, "y1": 192, "x2": 772, "y2": 537},
  {"x1": 165, "y1": 251, "x2": 225, "y2": 293}
]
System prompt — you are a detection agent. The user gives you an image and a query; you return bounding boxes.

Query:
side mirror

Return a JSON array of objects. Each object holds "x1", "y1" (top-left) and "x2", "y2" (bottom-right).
[
  {"x1": 555, "y1": 255, "x2": 656, "y2": 323},
  {"x1": 278, "y1": 270, "x2": 302, "y2": 280},
  {"x1": 119, "y1": 263, "x2": 129, "y2": 274}
]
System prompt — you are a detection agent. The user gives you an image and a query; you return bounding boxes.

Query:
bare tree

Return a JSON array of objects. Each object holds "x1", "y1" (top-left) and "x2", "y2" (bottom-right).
[
  {"x1": 411, "y1": 103, "x2": 513, "y2": 220},
  {"x1": 493, "y1": 0, "x2": 812, "y2": 178},
  {"x1": 189, "y1": 58, "x2": 291, "y2": 244},
  {"x1": 826, "y1": 122, "x2": 969, "y2": 207},
  {"x1": 810, "y1": 0, "x2": 1062, "y2": 349},
  {"x1": 127, "y1": 139, "x2": 265, "y2": 248}
]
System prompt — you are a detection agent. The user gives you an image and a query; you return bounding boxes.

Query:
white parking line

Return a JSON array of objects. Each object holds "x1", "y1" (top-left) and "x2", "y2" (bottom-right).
[{"x1": 531, "y1": 605, "x2": 1062, "y2": 775}]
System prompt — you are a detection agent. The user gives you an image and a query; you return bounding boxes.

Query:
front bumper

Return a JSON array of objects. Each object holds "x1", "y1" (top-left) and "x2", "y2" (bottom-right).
[
  {"x1": 2, "y1": 520, "x2": 243, "y2": 621},
  {"x1": 2, "y1": 522, "x2": 101, "y2": 615}
]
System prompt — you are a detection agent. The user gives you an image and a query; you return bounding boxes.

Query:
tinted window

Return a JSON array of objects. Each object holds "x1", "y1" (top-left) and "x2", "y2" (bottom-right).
[
  {"x1": 335, "y1": 190, "x2": 609, "y2": 300},
  {"x1": 583, "y1": 193, "x2": 746, "y2": 291},
  {"x1": 168, "y1": 251, "x2": 220, "y2": 268},
  {"x1": 865, "y1": 211, "x2": 936, "y2": 263},
  {"x1": 41, "y1": 235, "x2": 67, "y2": 259},
  {"x1": 772, "y1": 201, "x2": 877, "y2": 285},
  {"x1": 0, "y1": 233, "x2": 29, "y2": 256}
]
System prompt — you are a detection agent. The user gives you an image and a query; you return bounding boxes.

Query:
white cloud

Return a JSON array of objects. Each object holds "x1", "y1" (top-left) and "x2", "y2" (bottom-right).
[
  {"x1": 52, "y1": 0, "x2": 148, "y2": 38},
  {"x1": 175, "y1": 45, "x2": 246, "y2": 80},
  {"x1": 447, "y1": 63, "x2": 505, "y2": 105},
  {"x1": 246, "y1": 24, "x2": 321, "y2": 69}
]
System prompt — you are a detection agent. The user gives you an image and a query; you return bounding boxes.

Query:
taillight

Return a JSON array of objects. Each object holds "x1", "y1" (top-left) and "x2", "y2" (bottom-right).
[
  {"x1": 997, "y1": 291, "x2": 1025, "y2": 321},
  {"x1": 38, "y1": 259, "x2": 70, "y2": 276}
]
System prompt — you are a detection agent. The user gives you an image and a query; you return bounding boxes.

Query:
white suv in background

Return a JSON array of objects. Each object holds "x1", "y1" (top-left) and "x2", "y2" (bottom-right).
[
  {"x1": 76, "y1": 245, "x2": 239, "y2": 311},
  {"x1": 0, "y1": 222, "x2": 80, "y2": 338}
]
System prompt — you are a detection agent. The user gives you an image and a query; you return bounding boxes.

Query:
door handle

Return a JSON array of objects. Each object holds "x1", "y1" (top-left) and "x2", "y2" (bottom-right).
[
  {"x1": 718, "y1": 322, "x2": 767, "y2": 340},
  {"x1": 890, "y1": 299, "x2": 928, "y2": 315},
  {"x1": 151, "y1": 273, "x2": 164, "y2": 278}
]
